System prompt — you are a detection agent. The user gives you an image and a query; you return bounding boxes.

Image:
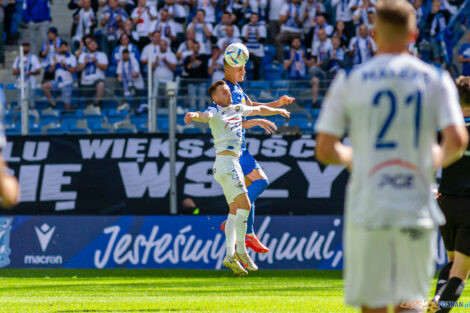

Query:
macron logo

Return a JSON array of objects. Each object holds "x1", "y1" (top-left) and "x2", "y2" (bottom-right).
[{"x1": 34, "y1": 223, "x2": 55, "y2": 252}]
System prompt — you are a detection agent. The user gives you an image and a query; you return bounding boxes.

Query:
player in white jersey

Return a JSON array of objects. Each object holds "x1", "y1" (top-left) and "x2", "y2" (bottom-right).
[
  {"x1": 184, "y1": 80, "x2": 290, "y2": 275},
  {"x1": 315, "y1": 1, "x2": 468, "y2": 312}
]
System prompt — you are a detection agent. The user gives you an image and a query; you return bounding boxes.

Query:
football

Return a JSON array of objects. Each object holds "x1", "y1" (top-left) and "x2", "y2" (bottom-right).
[{"x1": 224, "y1": 43, "x2": 249, "y2": 67}]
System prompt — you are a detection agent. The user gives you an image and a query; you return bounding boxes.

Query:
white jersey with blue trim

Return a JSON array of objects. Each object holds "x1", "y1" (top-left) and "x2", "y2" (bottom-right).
[
  {"x1": 205, "y1": 103, "x2": 254, "y2": 156},
  {"x1": 315, "y1": 53, "x2": 465, "y2": 228}
]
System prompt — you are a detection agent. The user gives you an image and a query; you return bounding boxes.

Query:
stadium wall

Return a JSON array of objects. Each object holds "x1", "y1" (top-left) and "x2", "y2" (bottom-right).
[
  {"x1": 0, "y1": 216, "x2": 448, "y2": 269},
  {"x1": 1, "y1": 134, "x2": 348, "y2": 215}
]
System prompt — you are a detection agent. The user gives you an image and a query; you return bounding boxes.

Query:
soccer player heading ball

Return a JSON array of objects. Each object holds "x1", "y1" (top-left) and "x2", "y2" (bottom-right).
[
  {"x1": 315, "y1": 0, "x2": 468, "y2": 312},
  {"x1": 219, "y1": 43, "x2": 295, "y2": 255},
  {"x1": 184, "y1": 81, "x2": 290, "y2": 275}
]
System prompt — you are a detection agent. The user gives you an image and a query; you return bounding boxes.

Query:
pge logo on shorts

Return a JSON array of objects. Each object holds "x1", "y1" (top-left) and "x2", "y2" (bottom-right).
[{"x1": 378, "y1": 174, "x2": 414, "y2": 189}]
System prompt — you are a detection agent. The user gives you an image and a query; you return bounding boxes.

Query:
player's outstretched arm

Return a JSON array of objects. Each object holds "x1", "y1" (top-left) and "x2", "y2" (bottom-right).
[
  {"x1": 248, "y1": 106, "x2": 290, "y2": 118},
  {"x1": 242, "y1": 119, "x2": 277, "y2": 134},
  {"x1": 247, "y1": 94, "x2": 295, "y2": 108},
  {"x1": 315, "y1": 133, "x2": 353, "y2": 169},
  {"x1": 184, "y1": 111, "x2": 212, "y2": 124},
  {"x1": 0, "y1": 156, "x2": 20, "y2": 209}
]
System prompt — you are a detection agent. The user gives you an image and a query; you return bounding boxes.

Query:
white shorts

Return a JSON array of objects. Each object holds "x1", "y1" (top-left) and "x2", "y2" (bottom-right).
[
  {"x1": 213, "y1": 155, "x2": 247, "y2": 204},
  {"x1": 344, "y1": 223, "x2": 436, "y2": 309}
]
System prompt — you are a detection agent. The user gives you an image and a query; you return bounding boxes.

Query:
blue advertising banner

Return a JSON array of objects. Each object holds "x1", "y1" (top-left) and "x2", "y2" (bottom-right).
[{"x1": 0, "y1": 216, "x2": 448, "y2": 270}]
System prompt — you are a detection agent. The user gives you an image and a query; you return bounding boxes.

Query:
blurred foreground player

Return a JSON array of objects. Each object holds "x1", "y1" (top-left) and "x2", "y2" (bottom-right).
[
  {"x1": 184, "y1": 80, "x2": 290, "y2": 275},
  {"x1": 428, "y1": 76, "x2": 470, "y2": 313},
  {"x1": 220, "y1": 57, "x2": 295, "y2": 254},
  {"x1": 0, "y1": 90, "x2": 20, "y2": 209},
  {"x1": 314, "y1": 1, "x2": 468, "y2": 312}
]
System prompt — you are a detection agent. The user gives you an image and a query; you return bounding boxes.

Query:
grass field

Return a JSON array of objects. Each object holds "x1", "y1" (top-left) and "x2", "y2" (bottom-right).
[{"x1": 0, "y1": 269, "x2": 469, "y2": 313}]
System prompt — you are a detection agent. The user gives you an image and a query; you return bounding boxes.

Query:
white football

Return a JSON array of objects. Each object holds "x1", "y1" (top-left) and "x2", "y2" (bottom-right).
[{"x1": 224, "y1": 43, "x2": 249, "y2": 67}]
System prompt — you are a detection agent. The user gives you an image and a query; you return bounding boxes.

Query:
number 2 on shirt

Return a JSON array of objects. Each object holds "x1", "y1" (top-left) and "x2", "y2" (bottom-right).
[{"x1": 373, "y1": 89, "x2": 422, "y2": 149}]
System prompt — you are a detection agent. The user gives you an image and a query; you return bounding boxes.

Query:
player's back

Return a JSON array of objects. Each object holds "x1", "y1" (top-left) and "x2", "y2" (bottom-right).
[{"x1": 340, "y1": 54, "x2": 458, "y2": 227}]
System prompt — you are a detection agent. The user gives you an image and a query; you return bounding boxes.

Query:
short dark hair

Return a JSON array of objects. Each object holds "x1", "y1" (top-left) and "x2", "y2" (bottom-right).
[
  {"x1": 197, "y1": 9, "x2": 205, "y2": 16},
  {"x1": 208, "y1": 80, "x2": 226, "y2": 99},
  {"x1": 60, "y1": 41, "x2": 69, "y2": 47},
  {"x1": 122, "y1": 49, "x2": 130, "y2": 54},
  {"x1": 456, "y1": 76, "x2": 470, "y2": 107}
]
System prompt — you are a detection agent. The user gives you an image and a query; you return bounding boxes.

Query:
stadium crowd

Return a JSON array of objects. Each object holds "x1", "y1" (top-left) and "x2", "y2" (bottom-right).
[{"x1": 3, "y1": 0, "x2": 470, "y2": 111}]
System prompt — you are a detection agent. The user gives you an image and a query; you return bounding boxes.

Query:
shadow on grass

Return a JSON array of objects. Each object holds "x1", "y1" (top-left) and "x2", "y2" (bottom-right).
[{"x1": 0, "y1": 269, "x2": 343, "y2": 280}]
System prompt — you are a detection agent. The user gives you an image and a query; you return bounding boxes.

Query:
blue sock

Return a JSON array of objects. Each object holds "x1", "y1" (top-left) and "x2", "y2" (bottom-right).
[{"x1": 246, "y1": 179, "x2": 269, "y2": 235}]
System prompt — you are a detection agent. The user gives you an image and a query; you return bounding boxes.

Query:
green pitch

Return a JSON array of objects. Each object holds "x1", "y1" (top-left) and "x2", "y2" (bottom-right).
[{"x1": 0, "y1": 269, "x2": 469, "y2": 313}]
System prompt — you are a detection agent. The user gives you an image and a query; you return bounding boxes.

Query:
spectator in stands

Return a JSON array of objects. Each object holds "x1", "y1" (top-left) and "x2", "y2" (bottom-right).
[
  {"x1": 183, "y1": 41, "x2": 208, "y2": 109},
  {"x1": 333, "y1": 20, "x2": 349, "y2": 48},
  {"x1": 208, "y1": 46, "x2": 224, "y2": 82},
  {"x1": 100, "y1": 0, "x2": 128, "y2": 57},
  {"x1": 275, "y1": 0, "x2": 303, "y2": 61},
  {"x1": 162, "y1": 0, "x2": 187, "y2": 34},
  {"x1": 176, "y1": 29, "x2": 195, "y2": 61},
  {"x1": 41, "y1": 41, "x2": 77, "y2": 111},
  {"x1": 151, "y1": 39, "x2": 177, "y2": 84},
  {"x1": 424, "y1": 0, "x2": 450, "y2": 63},
  {"x1": 77, "y1": 38, "x2": 108, "y2": 107},
  {"x1": 306, "y1": 13, "x2": 334, "y2": 50},
  {"x1": 40, "y1": 27, "x2": 62, "y2": 83},
  {"x1": 118, "y1": 19, "x2": 139, "y2": 45},
  {"x1": 331, "y1": 0, "x2": 355, "y2": 39},
  {"x1": 112, "y1": 33, "x2": 140, "y2": 65},
  {"x1": 117, "y1": 49, "x2": 144, "y2": 108},
  {"x1": 74, "y1": 34, "x2": 93, "y2": 61},
  {"x1": 352, "y1": 0, "x2": 375, "y2": 26},
  {"x1": 348, "y1": 23, "x2": 376, "y2": 66},
  {"x1": 267, "y1": 0, "x2": 283, "y2": 42},
  {"x1": 22, "y1": 0, "x2": 51, "y2": 54},
  {"x1": 68, "y1": 0, "x2": 98, "y2": 13},
  {"x1": 151, "y1": 8, "x2": 177, "y2": 47},
  {"x1": 71, "y1": 0, "x2": 97, "y2": 52},
  {"x1": 300, "y1": 0, "x2": 326, "y2": 36},
  {"x1": 242, "y1": 12, "x2": 266, "y2": 80},
  {"x1": 324, "y1": 34, "x2": 346, "y2": 78},
  {"x1": 243, "y1": 0, "x2": 267, "y2": 24},
  {"x1": 458, "y1": 31, "x2": 470, "y2": 76},
  {"x1": 176, "y1": 36, "x2": 195, "y2": 77},
  {"x1": 12, "y1": 42, "x2": 41, "y2": 108},
  {"x1": 217, "y1": 25, "x2": 242, "y2": 51},
  {"x1": 283, "y1": 37, "x2": 309, "y2": 80},
  {"x1": 187, "y1": 10, "x2": 213, "y2": 56},
  {"x1": 141, "y1": 30, "x2": 160, "y2": 68},
  {"x1": 131, "y1": 0, "x2": 157, "y2": 50},
  {"x1": 410, "y1": 0, "x2": 425, "y2": 35},
  {"x1": 309, "y1": 28, "x2": 331, "y2": 107},
  {"x1": 189, "y1": 0, "x2": 217, "y2": 24},
  {"x1": 223, "y1": 0, "x2": 244, "y2": 26},
  {"x1": 214, "y1": 12, "x2": 240, "y2": 39},
  {"x1": 0, "y1": 0, "x2": 5, "y2": 68}
]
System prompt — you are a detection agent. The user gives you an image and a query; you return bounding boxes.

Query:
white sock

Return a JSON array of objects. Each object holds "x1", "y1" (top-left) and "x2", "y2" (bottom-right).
[
  {"x1": 225, "y1": 214, "x2": 236, "y2": 257},
  {"x1": 235, "y1": 209, "x2": 250, "y2": 254}
]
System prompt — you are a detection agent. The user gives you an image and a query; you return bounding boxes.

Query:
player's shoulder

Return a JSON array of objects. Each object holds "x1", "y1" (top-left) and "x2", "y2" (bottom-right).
[{"x1": 346, "y1": 54, "x2": 445, "y2": 83}]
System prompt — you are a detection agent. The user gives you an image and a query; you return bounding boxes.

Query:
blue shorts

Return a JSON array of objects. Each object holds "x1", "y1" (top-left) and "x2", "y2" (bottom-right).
[{"x1": 240, "y1": 148, "x2": 261, "y2": 176}]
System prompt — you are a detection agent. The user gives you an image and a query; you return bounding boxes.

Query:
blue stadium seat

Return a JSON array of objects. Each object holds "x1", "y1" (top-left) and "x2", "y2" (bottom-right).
[
  {"x1": 177, "y1": 114, "x2": 186, "y2": 126},
  {"x1": 107, "y1": 109, "x2": 129, "y2": 124},
  {"x1": 300, "y1": 122, "x2": 315, "y2": 134},
  {"x1": 290, "y1": 112, "x2": 310, "y2": 120},
  {"x1": 130, "y1": 115, "x2": 147, "y2": 129},
  {"x1": 247, "y1": 81, "x2": 270, "y2": 89},
  {"x1": 101, "y1": 100, "x2": 119, "y2": 109},
  {"x1": 271, "y1": 80, "x2": 290, "y2": 89},
  {"x1": 115, "y1": 128, "x2": 135, "y2": 134},
  {"x1": 29, "y1": 126, "x2": 43, "y2": 135},
  {"x1": 91, "y1": 128, "x2": 112, "y2": 134},
  {"x1": 69, "y1": 128, "x2": 90, "y2": 134},
  {"x1": 183, "y1": 127, "x2": 202, "y2": 134},
  {"x1": 84, "y1": 113, "x2": 104, "y2": 129},
  {"x1": 263, "y1": 64, "x2": 283, "y2": 81},
  {"x1": 35, "y1": 100, "x2": 50, "y2": 109},
  {"x1": 6, "y1": 128, "x2": 21, "y2": 135},
  {"x1": 41, "y1": 113, "x2": 59, "y2": 124},
  {"x1": 157, "y1": 115, "x2": 169, "y2": 131},
  {"x1": 47, "y1": 127, "x2": 67, "y2": 135},
  {"x1": 5, "y1": 83, "x2": 16, "y2": 90},
  {"x1": 266, "y1": 115, "x2": 285, "y2": 125},
  {"x1": 288, "y1": 117, "x2": 309, "y2": 127}
]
